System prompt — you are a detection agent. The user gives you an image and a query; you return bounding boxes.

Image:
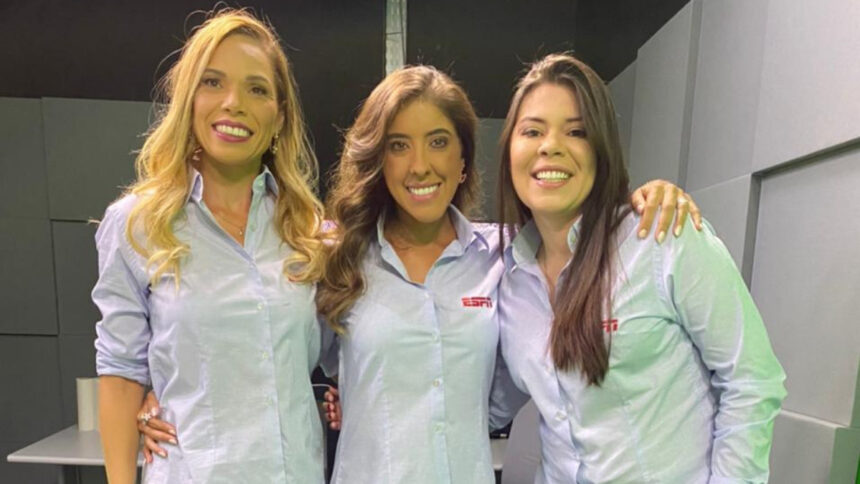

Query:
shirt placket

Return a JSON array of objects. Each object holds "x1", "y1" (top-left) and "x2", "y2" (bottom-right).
[{"x1": 423, "y1": 274, "x2": 453, "y2": 484}]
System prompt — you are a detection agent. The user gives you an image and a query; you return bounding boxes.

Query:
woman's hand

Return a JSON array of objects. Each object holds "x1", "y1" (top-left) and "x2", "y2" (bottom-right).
[
  {"x1": 136, "y1": 390, "x2": 177, "y2": 463},
  {"x1": 323, "y1": 387, "x2": 342, "y2": 431},
  {"x1": 631, "y1": 179, "x2": 702, "y2": 243}
]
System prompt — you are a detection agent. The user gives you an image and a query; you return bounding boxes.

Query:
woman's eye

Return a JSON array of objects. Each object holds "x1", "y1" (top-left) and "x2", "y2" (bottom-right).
[
  {"x1": 389, "y1": 140, "x2": 408, "y2": 152},
  {"x1": 521, "y1": 128, "x2": 541, "y2": 138},
  {"x1": 201, "y1": 78, "x2": 220, "y2": 88},
  {"x1": 251, "y1": 85, "x2": 269, "y2": 96},
  {"x1": 429, "y1": 137, "x2": 448, "y2": 149},
  {"x1": 568, "y1": 128, "x2": 587, "y2": 138}
]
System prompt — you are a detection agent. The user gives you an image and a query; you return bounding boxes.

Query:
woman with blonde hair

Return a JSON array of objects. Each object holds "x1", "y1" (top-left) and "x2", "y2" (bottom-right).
[{"x1": 95, "y1": 9, "x2": 326, "y2": 483}]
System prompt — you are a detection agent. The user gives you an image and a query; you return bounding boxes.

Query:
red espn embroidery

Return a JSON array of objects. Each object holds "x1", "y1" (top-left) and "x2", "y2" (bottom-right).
[
  {"x1": 602, "y1": 319, "x2": 619, "y2": 333},
  {"x1": 462, "y1": 297, "x2": 493, "y2": 308}
]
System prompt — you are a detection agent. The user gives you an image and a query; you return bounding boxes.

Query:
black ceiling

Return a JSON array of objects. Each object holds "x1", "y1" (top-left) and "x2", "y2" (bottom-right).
[
  {"x1": 0, "y1": 0, "x2": 688, "y2": 176},
  {"x1": 409, "y1": 0, "x2": 690, "y2": 117}
]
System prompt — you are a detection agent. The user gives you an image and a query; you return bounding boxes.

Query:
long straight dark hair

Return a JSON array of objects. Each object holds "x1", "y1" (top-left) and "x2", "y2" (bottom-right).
[{"x1": 498, "y1": 53, "x2": 631, "y2": 385}]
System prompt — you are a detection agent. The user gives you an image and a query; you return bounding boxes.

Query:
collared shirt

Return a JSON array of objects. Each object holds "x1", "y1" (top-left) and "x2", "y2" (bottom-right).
[
  {"x1": 499, "y1": 213, "x2": 786, "y2": 484},
  {"x1": 321, "y1": 207, "x2": 506, "y2": 484},
  {"x1": 94, "y1": 167, "x2": 324, "y2": 484}
]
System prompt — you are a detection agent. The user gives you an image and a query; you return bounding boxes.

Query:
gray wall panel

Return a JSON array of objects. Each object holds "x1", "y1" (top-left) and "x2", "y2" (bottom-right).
[
  {"x1": 0, "y1": 441, "x2": 60, "y2": 484},
  {"x1": 476, "y1": 118, "x2": 504, "y2": 222},
  {"x1": 687, "y1": 175, "x2": 753, "y2": 278},
  {"x1": 0, "y1": 218, "x2": 57, "y2": 335},
  {"x1": 753, "y1": 0, "x2": 860, "y2": 170},
  {"x1": 53, "y1": 221, "x2": 99, "y2": 335},
  {"x1": 685, "y1": 0, "x2": 768, "y2": 192},
  {"x1": 58, "y1": 334, "x2": 98, "y2": 426},
  {"x1": 770, "y1": 411, "x2": 838, "y2": 484},
  {"x1": 43, "y1": 97, "x2": 150, "y2": 221},
  {"x1": 0, "y1": 336, "x2": 62, "y2": 442},
  {"x1": 0, "y1": 98, "x2": 48, "y2": 219},
  {"x1": 628, "y1": 1, "x2": 699, "y2": 188},
  {"x1": 608, "y1": 62, "x2": 636, "y2": 166},
  {"x1": 751, "y1": 149, "x2": 860, "y2": 426}
]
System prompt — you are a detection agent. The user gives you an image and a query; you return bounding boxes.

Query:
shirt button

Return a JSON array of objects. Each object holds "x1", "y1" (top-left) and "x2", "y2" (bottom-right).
[
  {"x1": 261, "y1": 351, "x2": 269, "y2": 360},
  {"x1": 257, "y1": 302, "x2": 264, "y2": 311},
  {"x1": 432, "y1": 331, "x2": 440, "y2": 342},
  {"x1": 434, "y1": 423, "x2": 444, "y2": 433},
  {"x1": 432, "y1": 378, "x2": 442, "y2": 388},
  {"x1": 555, "y1": 410, "x2": 567, "y2": 421}
]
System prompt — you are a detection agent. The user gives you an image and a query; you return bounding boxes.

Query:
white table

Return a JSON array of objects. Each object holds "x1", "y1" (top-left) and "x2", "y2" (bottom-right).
[{"x1": 7, "y1": 425, "x2": 143, "y2": 483}]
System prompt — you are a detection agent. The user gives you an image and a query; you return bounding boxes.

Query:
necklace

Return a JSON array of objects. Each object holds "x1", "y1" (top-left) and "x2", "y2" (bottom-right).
[{"x1": 211, "y1": 209, "x2": 247, "y2": 236}]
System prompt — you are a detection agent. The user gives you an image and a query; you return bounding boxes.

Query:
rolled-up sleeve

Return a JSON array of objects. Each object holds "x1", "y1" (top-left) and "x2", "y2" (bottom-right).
[
  {"x1": 659, "y1": 221, "x2": 786, "y2": 483},
  {"x1": 93, "y1": 200, "x2": 152, "y2": 386}
]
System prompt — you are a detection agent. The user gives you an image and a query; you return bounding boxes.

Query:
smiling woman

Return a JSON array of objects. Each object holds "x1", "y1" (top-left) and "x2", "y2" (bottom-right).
[{"x1": 93, "y1": 9, "x2": 326, "y2": 484}]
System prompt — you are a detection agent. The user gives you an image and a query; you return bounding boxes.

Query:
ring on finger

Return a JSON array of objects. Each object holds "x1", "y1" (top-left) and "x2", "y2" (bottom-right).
[
  {"x1": 137, "y1": 410, "x2": 153, "y2": 426},
  {"x1": 678, "y1": 196, "x2": 688, "y2": 205}
]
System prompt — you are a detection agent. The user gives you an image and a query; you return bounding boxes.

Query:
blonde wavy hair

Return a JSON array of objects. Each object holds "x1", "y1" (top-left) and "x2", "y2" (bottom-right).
[{"x1": 125, "y1": 8, "x2": 325, "y2": 284}]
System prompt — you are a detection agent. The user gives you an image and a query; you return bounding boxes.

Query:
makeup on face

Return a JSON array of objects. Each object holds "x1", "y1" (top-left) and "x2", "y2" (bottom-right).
[
  {"x1": 192, "y1": 34, "x2": 283, "y2": 170},
  {"x1": 382, "y1": 100, "x2": 464, "y2": 228},
  {"x1": 509, "y1": 83, "x2": 597, "y2": 225}
]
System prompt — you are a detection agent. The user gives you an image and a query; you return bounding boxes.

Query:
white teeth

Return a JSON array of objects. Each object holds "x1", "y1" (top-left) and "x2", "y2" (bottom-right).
[
  {"x1": 535, "y1": 170, "x2": 571, "y2": 181},
  {"x1": 214, "y1": 124, "x2": 251, "y2": 138},
  {"x1": 408, "y1": 184, "x2": 440, "y2": 196}
]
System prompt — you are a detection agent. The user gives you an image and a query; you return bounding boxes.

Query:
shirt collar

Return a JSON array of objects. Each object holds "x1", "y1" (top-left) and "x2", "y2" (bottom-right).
[
  {"x1": 504, "y1": 216, "x2": 582, "y2": 270},
  {"x1": 186, "y1": 165, "x2": 279, "y2": 204},
  {"x1": 375, "y1": 205, "x2": 489, "y2": 253}
]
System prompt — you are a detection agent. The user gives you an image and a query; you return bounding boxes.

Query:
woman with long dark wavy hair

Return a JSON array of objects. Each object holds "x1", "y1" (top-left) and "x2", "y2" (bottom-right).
[
  {"x1": 314, "y1": 64, "x2": 697, "y2": 482},
  {"x1": 497, "y1": 53, "x2": 786, "y2": 483}
]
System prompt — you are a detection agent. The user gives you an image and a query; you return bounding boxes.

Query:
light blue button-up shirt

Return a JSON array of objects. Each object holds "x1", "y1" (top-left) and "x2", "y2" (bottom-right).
[
  {"x1": 321, "y1": 207, "x2": 509, "y2": 484},
  {"x1": 499, "y1": 213, "x2": 786, "y2": 484},
  {"x1": 94, "y1": 168, "x2": 324, "y2": 483}
]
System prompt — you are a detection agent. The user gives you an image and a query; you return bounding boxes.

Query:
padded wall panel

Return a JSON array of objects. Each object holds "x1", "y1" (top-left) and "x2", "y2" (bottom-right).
[
  {"x1": 752, "y1": 0, "x2": 860, "y2": 170},
  {"x1": 476, "y1": 118, "x2": 504, "y2": 222},
  {"x1": 685, "y1": 0, "x2": 768, "y2": 191},
  {"x1": 0, "y1": 217, "x2": 57, "y2": 335},
  {"x1": 628, "y1": 1, "x2": 699, "y2": 188},
  {"x1": 688, "y1": 175, "x2": 754, "y2": 281},
  {"x1": 0, "y1": 98, "x2": 48, "y2": 219},
  {"x1": 609, "y1": 62, "x2": 637, "y2": 166},
  {"x1": 43, "y1": 97, "x2": 149, "y2": 221},
  {"x1": 0, "y1": 336, "x2": 62, "y2": 442},
  {"x1": 52, "y1": 221, "x2": 99, "y2": 335},
  {"x1": 769, "y1": 411, "x2": 838, "y2": 484},
  {"x1": 751, "y1": 149, "x2": 860, "y2": 426}
]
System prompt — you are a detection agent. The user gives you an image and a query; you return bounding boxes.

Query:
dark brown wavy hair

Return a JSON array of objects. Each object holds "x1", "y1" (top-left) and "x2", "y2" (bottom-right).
[
  {"x1": 498, "y1": 53, "x2": 632, "y2": 385},
  {"x1": 317, "y1": 65, "x2": 480, "y2": 332}
]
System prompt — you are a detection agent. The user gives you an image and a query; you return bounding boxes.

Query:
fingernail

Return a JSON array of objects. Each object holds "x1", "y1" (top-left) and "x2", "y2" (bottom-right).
[
  {"x1": 674, "y1": 225, "x2": 682, "y2": 237},
  {"x1": 638, "y1": 229, "x2": 647, "y2": 239},
  {"x1": 657, "y1": 231, "x2": 666, "y2": 244},
  {"x1": 169, "y1": 438, "x2": 177, "y2": 445},
  {"x1": 169, "y1": 428, "x2": 176, "y2": 436},
  {"x1": 637, "y1": 204, "x2": 644, "y2": 213},
  {"x1": 158, "y1": 450, "x2": 167, "y2": 458}
]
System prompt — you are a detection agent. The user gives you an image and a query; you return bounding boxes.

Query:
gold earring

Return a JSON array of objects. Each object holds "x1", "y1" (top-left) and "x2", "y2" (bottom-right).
[{"x1": 270, "y1": 133, "x2": 280, "y2": 155}]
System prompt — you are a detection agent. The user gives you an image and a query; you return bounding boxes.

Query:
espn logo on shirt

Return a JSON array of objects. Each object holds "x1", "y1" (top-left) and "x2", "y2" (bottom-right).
[
  {"x1": 602, "y1": 319, "x2": 619, "y2": 333},
  {"x1": 462, "y1": 297, "x2": 493, "y2": 308}
]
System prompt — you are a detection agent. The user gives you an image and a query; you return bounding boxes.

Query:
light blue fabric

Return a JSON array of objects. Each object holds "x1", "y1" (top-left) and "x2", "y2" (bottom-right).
[
  {"x1": 94, "y1": 167, "x2": 324, "y2": 483},
  {"x1": 321, "y1": 206, "x2": 509, "y2": 484},
  {"x1": 499, "y1": 213, "x2": 786, "y2": 484}
]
